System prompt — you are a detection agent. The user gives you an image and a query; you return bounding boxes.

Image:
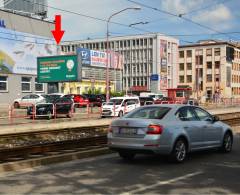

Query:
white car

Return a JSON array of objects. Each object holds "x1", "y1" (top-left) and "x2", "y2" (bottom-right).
[
  {"x1": 101, "y1": 96, "x2": 140, "y2": 117},
  {"x1": 13, "y1": 94, "x2": 46, "y2": 108}
]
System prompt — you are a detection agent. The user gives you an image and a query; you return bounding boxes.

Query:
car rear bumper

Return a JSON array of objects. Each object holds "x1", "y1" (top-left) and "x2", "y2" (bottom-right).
[{"x1": 108, "y1": 135, "x2": 172, "y2": 154}]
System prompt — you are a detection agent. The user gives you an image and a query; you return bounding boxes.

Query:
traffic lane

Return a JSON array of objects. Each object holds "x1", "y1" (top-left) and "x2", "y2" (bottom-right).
[{"x1": 0, "y1": 133, "x2": 239, "y2": 194}]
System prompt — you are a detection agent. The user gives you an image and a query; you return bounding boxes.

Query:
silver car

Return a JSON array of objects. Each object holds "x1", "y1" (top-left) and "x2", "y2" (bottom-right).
[{"x1": 108, "y1": 105, "x2": 233, "y2": 163}]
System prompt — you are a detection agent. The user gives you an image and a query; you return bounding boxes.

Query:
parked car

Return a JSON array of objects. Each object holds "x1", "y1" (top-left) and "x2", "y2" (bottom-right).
[
  {"x1": 83, "y1": 94, "x2": 102, "y2": 107},
  {"x1": 13, "y1": 94, "x2": 45, "y2": 108},
  {"x1": 108, "y1": 104, "x2": 233, "y2": 163},
  {"x1": 139, "y1": 96, "x2": 154, "y2": 106},
  {"x1": 27, "y1": 96, "x2": 74, "y2": 119},
  {"x1": 96, "y1": 94, "x2": 106, "y2": 103},
  {"x1": 182, "y1": 98, "x2": 199, "y2": 106},
  {"x1": 63, "y1": 94, "x2": 89, "y2": 107},
  {"x1": 101, "y1": 96, "x2": 140, "y2": 117},
  {"x1": 154, "y1": 97, "x2": 174, "y2": 104}
]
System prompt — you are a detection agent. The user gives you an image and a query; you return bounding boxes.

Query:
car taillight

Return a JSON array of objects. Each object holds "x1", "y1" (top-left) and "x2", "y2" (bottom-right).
[
  {"x1": 108, "y1": 126, "x2": 113, "y2": 133},
  {"x1": 147, "y1": 125, "x2": 163, "y2": 135}
]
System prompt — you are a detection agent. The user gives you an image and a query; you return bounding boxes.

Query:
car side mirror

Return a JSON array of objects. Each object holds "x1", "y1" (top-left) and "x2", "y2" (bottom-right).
[{"x1": 212, "y1": 115, "x2": 220, "y2": 122}]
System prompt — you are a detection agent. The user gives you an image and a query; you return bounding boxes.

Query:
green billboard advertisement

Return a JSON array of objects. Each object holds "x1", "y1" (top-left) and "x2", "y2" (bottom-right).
[{"x1": 37, "y1": 55, "x2": 81, "y2": 83}]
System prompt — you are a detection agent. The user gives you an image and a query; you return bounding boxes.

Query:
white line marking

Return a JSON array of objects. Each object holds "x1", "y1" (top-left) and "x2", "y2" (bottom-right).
[{"x1": 120, "y1": 171, "x2": 203, "y2": 195}]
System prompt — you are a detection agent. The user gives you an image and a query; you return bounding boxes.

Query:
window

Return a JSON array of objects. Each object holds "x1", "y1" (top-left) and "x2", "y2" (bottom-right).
[
  {"x1": 21, "y1": 77, "x2": 31, "y2": 92},
  {"x1": 207, "y1": 74, "x2": 212, "y2": 82},
  {"x1": 176, "y1": 107, "x2": 198, "y2": 121},
  {"x1": 179, "y1": 76, "x2": 184, "y2": 83},
  {"x1": 215, "y1": 74, "x2": 220, "y2": 82},
  {"x1": 187, "y1": 50, "x2": 192, "y2": 57},
  {"x1": 125, "y1": 107, "x2": 171, "y2": 119},
  {"x1": 187, "y1": 75, "x2": 192, "y2": 83},
  {"x1": 206, "y1": 49, "x2": 212, "y2": 56},
  {"x1": 215, "y1": 61, "x2": 220, "y2": 69},
  {"x1": 179, "y1": 51, "x2": 184, "y2": 58},
  {"x1": 207, "y1": 62, "x2": 212, "y2": 69},
  {"x1": 179, "y1": 63, "x2": 184, "y2": 71},
  {"x1": 187, "y1": 63, "x2": 192, "y2": 70},
  {"x1": 214, "y1": 48, "x2": 221, "y2": 56},
  {"x1": 0, "y1": 76, "x2": 8, "y2": 91},
  {"x1": 194, "y1": 108, "x2": 211, "y2": 121},
  {"x1": 35, "y1": 78, "x2": 44, "y2": 92}
]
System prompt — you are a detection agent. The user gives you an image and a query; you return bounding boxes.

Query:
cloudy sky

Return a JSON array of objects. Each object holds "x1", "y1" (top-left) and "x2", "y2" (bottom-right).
[{"x1": 1, "y1": 0, "x2": 239, "y2": 44}]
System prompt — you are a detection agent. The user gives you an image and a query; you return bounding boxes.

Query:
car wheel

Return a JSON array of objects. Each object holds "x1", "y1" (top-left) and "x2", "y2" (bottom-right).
[
  {"x1": 220, "y1": 132, "x2": 233, "y2": 153},
  {"x1": 170, "y1": 138, "x2": 187, "y2": 163},
  {"x1": 14, "y1": 102, "x2": 20, "y2": 109},
  {"x1": 119, "y1": 151, "x2": 135, "y2": 161},
  {"x1": 118, "y1": 111, "x2": 123, "y2": 117}
]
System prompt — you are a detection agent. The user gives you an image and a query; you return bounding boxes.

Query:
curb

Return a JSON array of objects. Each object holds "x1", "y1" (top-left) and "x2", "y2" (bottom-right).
[{"x1": 0, "y1": 147, "x2": 113, "y2": 173}]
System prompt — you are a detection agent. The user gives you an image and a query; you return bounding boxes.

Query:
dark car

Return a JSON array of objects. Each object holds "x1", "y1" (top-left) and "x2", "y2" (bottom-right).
[
  {"x1": 83, "y1": 94, "x2": 102, "y2": 107},
  {"x1": 27, "y1": 96, "x2": 74, "y2": 119},
  {"x1": 139, "y1": 97, "x2": 154, "y2": 106},
  {"x1": 96, "y1": 94, "x2": 106, "y2": 103}
]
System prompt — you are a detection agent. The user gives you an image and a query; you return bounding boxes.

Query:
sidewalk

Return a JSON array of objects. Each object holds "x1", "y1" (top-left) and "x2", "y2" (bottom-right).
[{"x1": 0, "y1": 106, "x2": 239, "y2": 136}]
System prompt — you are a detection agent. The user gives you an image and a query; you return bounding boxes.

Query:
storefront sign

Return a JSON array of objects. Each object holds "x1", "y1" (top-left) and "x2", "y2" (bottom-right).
[
  {"x1": 151, "y1": 74, "x2": 159, "y2": 81},
  {"x1": 37, "y1": 55, "x2": 81, "y2": 83}
]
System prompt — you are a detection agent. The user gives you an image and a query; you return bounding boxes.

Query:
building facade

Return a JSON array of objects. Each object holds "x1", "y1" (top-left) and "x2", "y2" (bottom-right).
[
  {"x1": 0, "y1": 9, "x2": 56, "y2": 104},
  {"x1": 178, "y1": 40, "x2": 240, "y2": 100},
  {"x1": 3, "y1": 0, "x2": 47, "y2": 18},
  {"x1": 61, "y1": 33, "x2": 179, "y2": 96}
]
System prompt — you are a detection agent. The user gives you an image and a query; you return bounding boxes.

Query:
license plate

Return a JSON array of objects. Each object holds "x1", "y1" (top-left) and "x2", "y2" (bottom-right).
[{"x1": 120, "y1": 128, "x2": 137, "y2": 135}]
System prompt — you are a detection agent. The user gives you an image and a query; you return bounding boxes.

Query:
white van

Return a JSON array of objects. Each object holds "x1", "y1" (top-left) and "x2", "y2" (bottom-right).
[{"x1": 101, "y1": 96, "x2": 140, "y2": 117}]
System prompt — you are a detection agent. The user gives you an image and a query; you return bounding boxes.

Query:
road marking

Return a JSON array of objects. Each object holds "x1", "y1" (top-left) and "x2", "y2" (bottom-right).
[{"x1": 120, "y1": 171, "x2": 203, "y2": 195}]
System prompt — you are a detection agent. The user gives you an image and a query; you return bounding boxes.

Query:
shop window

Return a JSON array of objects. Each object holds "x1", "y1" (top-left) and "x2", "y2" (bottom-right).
[
  {"x1": 0, "y1": 76, "x2": 8, "y2": 91},
  {"x1": 21, "y1": 77, "x2": 31, "y2": 92},
  {"x1": 35, "y1": 78, "x2": 44, "y2": 92}
]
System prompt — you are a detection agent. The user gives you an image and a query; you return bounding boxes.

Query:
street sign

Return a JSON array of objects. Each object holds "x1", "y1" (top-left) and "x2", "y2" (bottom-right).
[
  {"x1": 37, "y1": 55, "x2": 81, "y2": 83},
  {"x1": 150, "y1": 74, "x2": 159, "y2": 81}
]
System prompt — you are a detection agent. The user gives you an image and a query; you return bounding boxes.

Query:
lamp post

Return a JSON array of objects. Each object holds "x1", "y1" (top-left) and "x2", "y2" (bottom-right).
[{"x1": 106, "y1": 7, "x2": 141, "y2": 102}]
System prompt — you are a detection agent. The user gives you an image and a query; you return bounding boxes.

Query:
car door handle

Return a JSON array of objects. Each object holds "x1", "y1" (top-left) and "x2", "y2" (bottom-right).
[{"x1": 184, "y1": 126, "x2": 189, "y2": 129}]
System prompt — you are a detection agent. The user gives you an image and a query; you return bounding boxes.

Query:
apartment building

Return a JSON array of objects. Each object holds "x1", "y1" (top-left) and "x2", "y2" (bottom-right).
[
  {"x1": 61, "y1": 33, "x2": 179, "y2": 95},
  {"x1": 178, "y1": 40, "x2": 240, "y2": 100}
]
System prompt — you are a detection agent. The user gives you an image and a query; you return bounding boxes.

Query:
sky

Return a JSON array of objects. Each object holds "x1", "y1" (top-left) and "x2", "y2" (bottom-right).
[{"x1": 0, "y1": 0, "x2": 239, "y2": 45}]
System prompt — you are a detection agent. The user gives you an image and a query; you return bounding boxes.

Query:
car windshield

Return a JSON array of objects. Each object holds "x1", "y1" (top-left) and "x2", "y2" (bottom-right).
[
  {"x1": 124, "y1": 106, "x2": 171, "y2": 119},
  {"x1": 106, "y1": 99, "x2": 123, "y2": 105}
]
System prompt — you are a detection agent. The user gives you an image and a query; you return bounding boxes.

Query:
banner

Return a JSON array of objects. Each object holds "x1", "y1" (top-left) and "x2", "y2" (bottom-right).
[
  {"x1": 0, "y1": 28, "x2": 57, "y2": 75},
  {"x1": 77, "y1": 48, "x2": 123, "y2": 69},
  {"x1": 160, "y1": 40, "x2": 168, "y2": 90}
]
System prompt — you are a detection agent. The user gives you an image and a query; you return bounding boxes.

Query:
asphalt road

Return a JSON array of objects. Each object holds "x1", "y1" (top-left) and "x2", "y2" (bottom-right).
[{"x1": 0, "y1": 133, "x2": 239, "y2": 194}]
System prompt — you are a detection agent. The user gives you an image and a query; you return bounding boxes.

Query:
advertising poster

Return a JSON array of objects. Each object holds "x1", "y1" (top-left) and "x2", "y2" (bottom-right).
[
  {"x1": 77, "y1": 48, "x2": 123, "y2": 69},
  {"x1": 160, "y1": 40, "x2": 168, "y2": 90},
  {"x1": 37, "y1": 55, "x2": 80, "y2": 83},
  {"x1": 0, "y1": 28, "x2": 57, "y2": 75}
]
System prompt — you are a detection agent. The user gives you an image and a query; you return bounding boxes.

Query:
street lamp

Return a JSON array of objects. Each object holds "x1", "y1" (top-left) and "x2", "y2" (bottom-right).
[{"x1": 106, "y1": 7, "x2": 141, "y2": 102}]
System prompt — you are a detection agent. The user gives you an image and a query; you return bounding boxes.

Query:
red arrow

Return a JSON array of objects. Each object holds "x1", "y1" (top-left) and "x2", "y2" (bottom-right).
[{"x1": 51, "y1": 15, "x2": 65, "y2": 45}]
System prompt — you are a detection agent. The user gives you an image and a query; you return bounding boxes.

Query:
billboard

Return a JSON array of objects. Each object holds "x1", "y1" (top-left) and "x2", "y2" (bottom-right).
[
  {"x1": 77, "y1": 48, "x2": 123, "y2": 69},
  {"x1": 160, "y1": 40, "x2": 168, "y2": 90},
  {"x1": 37, "y1": 55, "x2": 80, "y2": 83},
  {"x1": 0, "y1": 27, "x2": 57, "y2": 75}
]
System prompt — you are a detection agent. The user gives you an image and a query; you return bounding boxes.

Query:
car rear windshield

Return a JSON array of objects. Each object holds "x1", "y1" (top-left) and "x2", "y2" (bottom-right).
[{"x1": 125, "y1": 106, "x2": 171, "y2": 119}]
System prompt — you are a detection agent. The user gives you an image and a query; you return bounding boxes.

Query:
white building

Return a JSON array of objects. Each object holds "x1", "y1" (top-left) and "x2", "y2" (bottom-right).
[{"x1": 61, "y1": 33, "x2": 179, "y2": 95}]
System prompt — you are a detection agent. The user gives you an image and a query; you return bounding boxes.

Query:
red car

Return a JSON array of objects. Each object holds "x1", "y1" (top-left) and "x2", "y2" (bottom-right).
[{"x1": 63, "y1": 94, "x2": 89, "y2": 107}]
